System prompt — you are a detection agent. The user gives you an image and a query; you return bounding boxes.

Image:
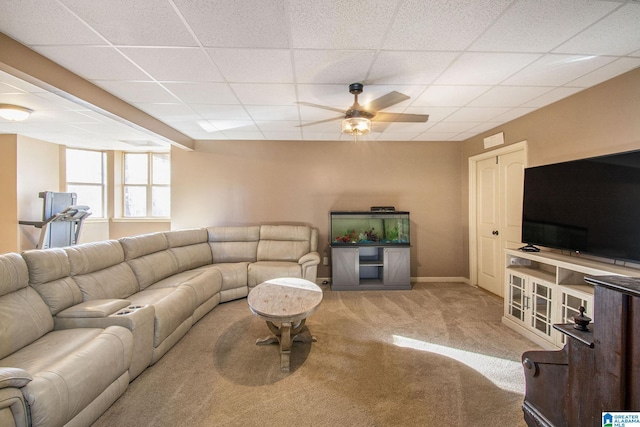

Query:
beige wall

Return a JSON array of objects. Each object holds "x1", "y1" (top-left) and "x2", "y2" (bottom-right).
[
  {"x1": 0, "y1": 134, "x2": 18, "y2": 253},
  {"x1": 462, "y1": 67, "x2": 640, "y2": 166},
  {"x1": 461, "y1": 67, "x2": 640, "y2": 277},
  {"x1": 16, "y1": 135, "x2": 61, "y2": 251},
  {"x1": 171, "y1": 139, "x2": 465, "y2": 279}
]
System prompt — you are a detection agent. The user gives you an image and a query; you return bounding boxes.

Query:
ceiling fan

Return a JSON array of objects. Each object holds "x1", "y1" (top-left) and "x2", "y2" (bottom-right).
[{"x1": 297, "y1": 83, "x2": 429, "y2": 139}]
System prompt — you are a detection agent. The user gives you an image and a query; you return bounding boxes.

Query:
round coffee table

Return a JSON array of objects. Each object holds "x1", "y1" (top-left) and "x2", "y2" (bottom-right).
[{"x1": 247, "y1": 277, "x2": 323, "y2": 372}]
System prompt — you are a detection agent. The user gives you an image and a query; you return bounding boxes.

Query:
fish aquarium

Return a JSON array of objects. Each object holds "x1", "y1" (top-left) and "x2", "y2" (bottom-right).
[{"x1": 330, "y1": 211, "x2": 410, "y2": 246}]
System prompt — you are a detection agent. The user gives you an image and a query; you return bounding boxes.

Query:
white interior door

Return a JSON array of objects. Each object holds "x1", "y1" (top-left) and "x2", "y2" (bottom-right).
[
  {"x1": 473, "y1": 147, "x2": 525, "y2": 297},
  {"x1": 500, "y1": 150, "x2": 525, "y2": 250},
  {"x1": 476, "y1": 157, "x2": 500, "y2": 295}
]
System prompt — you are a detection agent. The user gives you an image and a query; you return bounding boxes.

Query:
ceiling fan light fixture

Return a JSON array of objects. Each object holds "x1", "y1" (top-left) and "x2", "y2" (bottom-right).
[
  {"x1": 342, "y1": 117, "x2": 371, "y2": 137},
  {"x1": 0, "y1": 104, "x2": 33, "y2": 121}
]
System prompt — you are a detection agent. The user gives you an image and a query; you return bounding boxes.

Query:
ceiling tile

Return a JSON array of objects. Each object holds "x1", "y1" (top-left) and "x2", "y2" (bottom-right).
[
  {"x1": 190, "y1": 105, "x2": 251, "y2": 120},
  {"x1": 94, "y1": 81, "x2": 179, "y2": 103},
  {"x1": 222, "y1": 130, "x2": 265, "y2": 140},
  {"x1": 427, "y1": 121, "x2": 478, "y2": 133},
  {"x1": 435, "y1": 52, "x2": 542, "y2": 85},
  {"x1": 288, "y1": 0, "x2": 397, "y2": 49},
  {"x1": 413, "y1": 132, "x2": 461, "y2": 141},
  {"x1": 445, "y1": 107, "x2": 510, "y2": 122},
  {"x1": 368, "y1": 51, "x2": 458, "y2": 85},
  {"x1": 0, "y1": 0, "x2": 106, "y2": 45},
  {"x1": 256, "y1": 121, "x2": 300, "y2": 132},
  {"x1": 231, "y1": 83, "x2": 297, "y2": 105},
  {"x1": 120, "y1": 47, "x2": 224, "y2": 82},
  {"x1": 468, "y1": 86, "x2": 554, "y2": 107},
  {"x1": 380, "y1": 121, "x2": 434, "y2": 133},
  {"x1": 262, "y1": 131, "x2": 304, "y2": 140},
  {"x1": 209, "y1": 49, "x2": 293, "y2": 83},
  {"x1": 173, "y1": 0, "x2": 289, "y2": 48},
  {"x1": 553, "y1": 3, "x2": 640, "y2": 56},
  {"x1": 163, "y1": 82, "x2": 239, "y2": 104},
  {"x1": 293, "y1": 50, "x2": 375, "y2": 84},
  {"x1": 60, "y1": 0, "x2": 196, "y2": 46},
  {"x1": 34, "y1": 46, "x2": 149, "y2": 81},
  {"x1": 503, "y1": 54, "x2": 616, "y2": 86},
  {"x1": 383, "y1": 0, "x2": 512, "y2": 50},
  {"x1": 521, "y1": 87, "x2": 584, "y2": 108},
  {"x1": 132, "y1": 103, "x2": 200, "y2": 121},
  {"x1": 568, "y1": 57, "x2": 640, "y2": 87},
  {"x1": 403, "y1": 106, "x2": 458, "y2": 122},
  {"x1": 489, "y1": 107, "x2": 537, "y2": 124},
  {"x1": 412, "y1": 85, "x2": 490, "y2": 107},
  {"x1": 245, "y1": 106, "x2": 300, "y2": 121},
  {"x1": 470, "y1": 0, "x2": 619, "y2": 53}
]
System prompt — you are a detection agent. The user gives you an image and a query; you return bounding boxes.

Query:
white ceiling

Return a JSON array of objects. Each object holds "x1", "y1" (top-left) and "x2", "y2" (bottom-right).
[{"x1": 1, "y1": 0, "x2": 639, "y2": 149}]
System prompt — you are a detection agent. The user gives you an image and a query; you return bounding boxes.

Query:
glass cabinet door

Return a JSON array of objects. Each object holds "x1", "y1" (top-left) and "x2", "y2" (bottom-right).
[
  {"x1": 507, "y1": 272, "x2": 527, "y2": 323},
  {"x1": 557, "y1": 287, "x2": 594, "y2": 345},
  {"x1": 531, "y1": 279, "x2": 553, "y2": 338}
]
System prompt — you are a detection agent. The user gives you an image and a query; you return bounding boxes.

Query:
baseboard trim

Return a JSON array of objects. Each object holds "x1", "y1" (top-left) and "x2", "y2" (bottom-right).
[
  {"x1": 318, "y1": 277, "x2": 471, "y2": 285},
  {"x1": 412, "y1": 276, "x2": 471, "y2": 285}
]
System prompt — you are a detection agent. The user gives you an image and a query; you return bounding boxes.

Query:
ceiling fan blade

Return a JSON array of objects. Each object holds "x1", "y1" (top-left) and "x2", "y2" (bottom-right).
[
  {"x1": 296, "y1": 116, "x2": 344, "y2": 127},
  {"x1": 362, "y1": 91, "x2": 410, "y2": 112},
  {"x1": 374, "y1": 112, "x2": 429, "y2": 123},
  {"x1": 296, "y1": 102, "x2": 346, "y2": 114}
]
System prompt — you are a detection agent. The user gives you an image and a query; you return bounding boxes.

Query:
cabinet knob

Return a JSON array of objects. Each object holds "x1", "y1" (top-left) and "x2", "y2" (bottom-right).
[{"x1": 492, "y1": 230, "x2": 499, "y2": 236}]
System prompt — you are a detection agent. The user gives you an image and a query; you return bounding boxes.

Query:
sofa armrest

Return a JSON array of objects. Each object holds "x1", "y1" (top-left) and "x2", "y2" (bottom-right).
[
  {"x1": 56, "y1": 299, "x2": 131, "y2": 318},
  {"x1": 0, "y1": 386, "x2": 30, "y2": 427},
  {"x1": 54, "y1": 303, "x2": 155, "y2": 380},
  {"x1": 0, "y1": 368, "x2": 32, "y2": 389},
  {"x1": 298, "y1": 251, "x2": 320, "y2": 266}
]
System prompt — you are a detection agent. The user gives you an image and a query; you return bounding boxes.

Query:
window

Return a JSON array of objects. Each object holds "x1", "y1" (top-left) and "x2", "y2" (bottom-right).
[
  {"x1": 66, "y1": 148, "x2": 106, "y2": 218},
  {"x1": 123, "y1": 152, "x2": 170, "y2": 217}
]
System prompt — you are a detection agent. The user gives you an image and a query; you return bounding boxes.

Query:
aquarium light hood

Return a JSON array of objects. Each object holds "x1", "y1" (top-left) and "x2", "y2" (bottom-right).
[{"x1": 342, "y1": 117, "x2": 370, "y2": 141}]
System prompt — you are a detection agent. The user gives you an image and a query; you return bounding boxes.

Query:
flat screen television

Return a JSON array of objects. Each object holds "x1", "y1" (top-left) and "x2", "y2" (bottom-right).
[{"x1": 521, "y1": 150, "x2": 640, "y2": 264}]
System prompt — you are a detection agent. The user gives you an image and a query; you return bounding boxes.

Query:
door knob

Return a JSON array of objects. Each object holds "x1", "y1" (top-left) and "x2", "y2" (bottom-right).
[{"x1": 492, "y1": 230, "x2": 499, "y2": 236}]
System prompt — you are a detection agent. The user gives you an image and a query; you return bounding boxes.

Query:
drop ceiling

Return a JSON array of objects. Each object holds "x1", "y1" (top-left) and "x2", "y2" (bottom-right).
[{"x1": 0, "y1": 0, "x2": 639, "y2": 150}]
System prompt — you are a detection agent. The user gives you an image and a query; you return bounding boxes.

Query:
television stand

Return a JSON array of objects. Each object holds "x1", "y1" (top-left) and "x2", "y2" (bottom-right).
[
  {"x1": 519, "y1": 244, "x2": 540, "y2": 252},
  {"x1": 503, "y1": 248, "x2": 640, "y2": 349}
]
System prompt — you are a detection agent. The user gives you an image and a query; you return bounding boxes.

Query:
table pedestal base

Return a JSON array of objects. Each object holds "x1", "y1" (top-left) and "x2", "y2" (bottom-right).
[{"x1": 256, "y1": 319, "x2": 316, "y2": 372}]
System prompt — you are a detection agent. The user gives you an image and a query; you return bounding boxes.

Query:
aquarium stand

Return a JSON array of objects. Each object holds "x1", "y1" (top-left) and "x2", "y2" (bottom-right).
[{"x1": 329, "y1": 211, "x2": 411, "y2": 291}]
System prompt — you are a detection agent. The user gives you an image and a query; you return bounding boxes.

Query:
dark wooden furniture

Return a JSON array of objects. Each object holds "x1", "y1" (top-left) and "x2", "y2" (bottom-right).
[{"x1": 521, "y1": 275, "x2": 640, "y2": 426}]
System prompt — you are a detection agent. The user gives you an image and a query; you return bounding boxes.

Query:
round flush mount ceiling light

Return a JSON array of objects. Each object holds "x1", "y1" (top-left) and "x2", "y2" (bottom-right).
[{"x1": 0, "y1": 104, "x2": 33, "y2": 121}]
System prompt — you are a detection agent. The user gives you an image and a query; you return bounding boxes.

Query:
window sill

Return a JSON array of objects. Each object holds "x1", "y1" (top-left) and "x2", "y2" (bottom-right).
[{"x1": 111, "y1": 218, "x2": 171, "y2": 223}]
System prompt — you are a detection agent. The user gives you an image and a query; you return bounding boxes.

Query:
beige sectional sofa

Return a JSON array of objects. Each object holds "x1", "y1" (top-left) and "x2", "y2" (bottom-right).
[{"x1": 0, "y1": 225, "x2": 320, "y2": 427}]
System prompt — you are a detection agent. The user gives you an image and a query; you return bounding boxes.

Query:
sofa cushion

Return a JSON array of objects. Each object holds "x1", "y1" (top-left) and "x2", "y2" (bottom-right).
[
  {"x1": 0, "y1": 326, "x2": 132, "y2": 427},
  {"x1": 257, "y1": 225, "x2": 312, "y2": 261},
  {"x1": 209, "y1": 263, "x2": 249, "y2": 292},
  {"x1": 120, "y1": 233, "x2": 182, "y2": 290},
  {"x1": 169, "y1": 243, "x2": 212, "y2": 272},
  {"x1": 73, "y1": 262, "x2": 139, "y2": 301},
  {"x1": 127, "y1": 286, "x2": 196, "y2": 347},
  {"x1": 22, "y1": 249, "x2": 83, "y2": 315},
  {"x1": 146, "y1": 269, "x2": 221, "y2": 307},
  {"x1": 164, "y1": 228, "x2": 208, "y2": 247},
  {"x1": 0, "y1": 253, "x2": 29, "y2": 296},
  {"x1": 208, "y1": 226, "x2": 260, "y2": 262},
  {"x1": 247, "y1": 261, "x2": 303, "y2": 288},
  {"x1": 65, "y1": 241, "x2": 125, "y2": 275},
  {"x1": 120, "y1": 232, "x2": 168, "y2": 260},
  {"x1": 127, "y1": 251, "x2": 179, "y2": 290},
  {"x1": 0, "y1": 254, "x2": 53, "y2": 359}
]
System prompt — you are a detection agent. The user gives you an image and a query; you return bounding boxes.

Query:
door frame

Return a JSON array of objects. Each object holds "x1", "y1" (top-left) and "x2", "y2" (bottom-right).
[{"x1": 468, "y1": 140, "x2": 527, "y2": 288}]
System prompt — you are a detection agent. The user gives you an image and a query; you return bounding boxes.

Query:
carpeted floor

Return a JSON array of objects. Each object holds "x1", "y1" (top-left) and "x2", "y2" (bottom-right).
[{"x1": 93, "y1": 282, "x2": 540, "y2": 427}]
